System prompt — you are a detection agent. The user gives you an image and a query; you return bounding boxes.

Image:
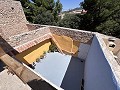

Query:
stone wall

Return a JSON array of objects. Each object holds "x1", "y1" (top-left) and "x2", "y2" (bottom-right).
[
  {"x1": 14, "y1": 34, "x2": 51, "y2": 53},
  {"x1": 0, "y1": 36, "x2": 14, "y2": 53},
  {"x1": 113, "y1": 39, "x2": 120, "y2": 55},
  {"x1": 6, "y1": 26, "x2": 94, "y2": 53},
  {"x1": 26, "y1": 24, "x2": 44, "y2": 31},
  {"x1": 7, "y1": 27, "x2": 51, "y2": 47},
  {"x1": 7, "y1": 27, "x2": 51, "y2": 52},
  {"x1": 116, "y1": 51, "x2": 120, "y2": 65},
  {"x1": 49, "y1": 26, "x2": 94, "y2": 44},
  {"x1": 0, "y1": 0, "x2": 28, "y2": 39}
]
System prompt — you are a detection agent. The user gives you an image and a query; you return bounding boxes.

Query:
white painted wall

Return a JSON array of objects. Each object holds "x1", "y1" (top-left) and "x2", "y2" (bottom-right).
[
  {"x1": 78, "y1": 43, "x2": 90, "y2": 60},
  {"x1": 84, "y1": 36, "x2": 117, "y2": 90}
]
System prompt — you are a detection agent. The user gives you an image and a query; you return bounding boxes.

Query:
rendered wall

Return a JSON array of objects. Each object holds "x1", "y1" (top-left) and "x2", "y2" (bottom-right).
[
  {"x1": 78, "y1": 43, "x2": 90, "y2": 60},
  {"x1": 84, "y1": 36, "x2": 116, "y2": 90},
  {"x1": 52, "y1": 34, "x2": 80, "y2": 56},
  {"x1": 72, "y1": 40, "x2": 80, "y2": 56},
  {"x1": 52, "y1": 34, "x2": 72, "y2": 53},
  {"x1": 16, "y1": 39, "x2": 51, "y2": 65}
]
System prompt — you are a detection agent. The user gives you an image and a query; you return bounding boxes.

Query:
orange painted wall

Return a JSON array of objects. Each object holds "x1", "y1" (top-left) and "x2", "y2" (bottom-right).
[
  {"x1": 16, "y1": 34, "x2": 80, "y2": 65},
  {"x1": 16, "y1": 39, "x2": 51, "y2": 65},
  {"x1": 52, "y1": 34, "x2": 80, "y2": 56}
]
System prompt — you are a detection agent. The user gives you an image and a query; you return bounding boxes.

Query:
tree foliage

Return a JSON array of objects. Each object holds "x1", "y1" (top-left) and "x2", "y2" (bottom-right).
[
  {"x1": 81, "y1": 0, "x2": 120, "y2": 38},
  {"x1": 17, "y1": 0, "x2": 120, "y2": 38},
  {"x1": 17, "y1": 0, "x2": 62, "y2": 25},
  {"x1": 58, "y1": 14, "x2": 82, "y2": 29},
  {"x1": 34, "y1": 11, "x2": 56, "y2": 25},
  {"x1": 58, "y1": 0, "x2": 120, "y2": 38}
]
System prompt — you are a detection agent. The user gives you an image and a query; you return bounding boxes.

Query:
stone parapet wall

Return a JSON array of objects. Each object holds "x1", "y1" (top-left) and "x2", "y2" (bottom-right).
[
  {"x1": 0, "y1": 36, "x2": 14, "y2": 53},
  {"x1": 14, "y1": 34, "x2": 51, "y2": 53},
  {"x1": 0, "y1": 0, "x2": 28, "y2": 39},
  {"x1": 26, "y1": 24, "x2": 44, "y2": 31},
  {"x1": 7, "y1": 27, "x2": 51, "y2": 48},
  {"x1": 49, "y1": 26, "x2": 94, "y2": 44},
  {"x1": 5, "y1": 26, "x2": 94, "y2": 53},
  {"x1": 116, "y1": 51, "x2": 120, "y2": 65}
]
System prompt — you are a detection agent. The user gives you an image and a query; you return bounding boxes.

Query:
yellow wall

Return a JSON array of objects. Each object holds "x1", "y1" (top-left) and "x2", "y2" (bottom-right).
[
  {"x1": 16, "y1": 35, "x2": 80, "y2": 65},
  {"x1": 72, "y1": 40, "x2": 80, "y2": 56},
  {"x1": 52, "y1": 34, "x2": 80, "y2": 56},
  {"x1": 16, "y1": 39, "x2": 51, "y2": 65},
  {"x1": 52, "y1": 34, "x2": 72, "y2": 52}
]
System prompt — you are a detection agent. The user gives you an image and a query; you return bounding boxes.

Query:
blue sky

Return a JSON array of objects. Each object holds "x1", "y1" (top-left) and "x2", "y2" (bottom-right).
[
  {"x1": 30, "y1": 0, "x2": 84, "y2": 11},
  {"x1": 58, "y1": 0, "x2": 84, "y2": 11}
]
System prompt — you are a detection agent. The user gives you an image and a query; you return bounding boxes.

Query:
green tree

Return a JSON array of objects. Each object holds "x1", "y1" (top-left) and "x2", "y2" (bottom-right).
[
  {"x1": 16, "y1": 0, "x2": 30, "y2": 7},
  {"x1": 34, "y1": 11, "x2": 56, "y2": 25},
  {"x1": 81, "y1": 0, "x2": 120, "y2": 38},
  {"x1": 17, "y1": 0, "x2": 62, "y2": 24},
  {"x1": 58, "y1": 14, "x2": 82, "y2": 29},
  {"x1": 53, "y1": 0, "x2": 62, "y2": 22}
]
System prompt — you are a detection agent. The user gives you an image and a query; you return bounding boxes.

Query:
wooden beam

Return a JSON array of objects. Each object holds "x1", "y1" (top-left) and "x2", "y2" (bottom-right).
[{"x1": 0, "y1": 47, "x2": 42, "y2": 83}]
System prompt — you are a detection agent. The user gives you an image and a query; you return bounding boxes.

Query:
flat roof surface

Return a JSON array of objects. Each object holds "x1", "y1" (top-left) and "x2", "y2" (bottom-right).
[
  {"x1": 34, "y1": 52, "x2": 85, "y2": 90},
  {"x1": 34, "y1": 52, "x2": 71, "y2": 87}
]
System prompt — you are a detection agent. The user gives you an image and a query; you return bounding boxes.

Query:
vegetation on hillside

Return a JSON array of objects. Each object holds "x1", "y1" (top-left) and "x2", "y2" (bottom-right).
[
  {"x1": 18, "y1": 0, "x2": 120, "y2": 38},
  {"x1": 59, "y1": 0, "x2": 120, "y2": 38},
  {"x1": 62, "y1": 7, "x2": 82, "y2": 14},
  {"x1": 58, "y1": 14, "x2": 82, "y2": 29}
]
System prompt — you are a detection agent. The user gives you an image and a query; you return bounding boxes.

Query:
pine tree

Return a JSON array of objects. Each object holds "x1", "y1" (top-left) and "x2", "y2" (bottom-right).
[
  {"x1": 81, "y1": 0, "x2": 120, "y2": 38},
  {"x1": 16, "y1": 0, "x2": 62, "y2": 25}
]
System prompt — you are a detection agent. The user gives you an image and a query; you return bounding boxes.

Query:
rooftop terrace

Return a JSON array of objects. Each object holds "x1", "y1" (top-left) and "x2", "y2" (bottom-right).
[{"x1": 0, "y1": 0, "x2": 120, "y2": 90}]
